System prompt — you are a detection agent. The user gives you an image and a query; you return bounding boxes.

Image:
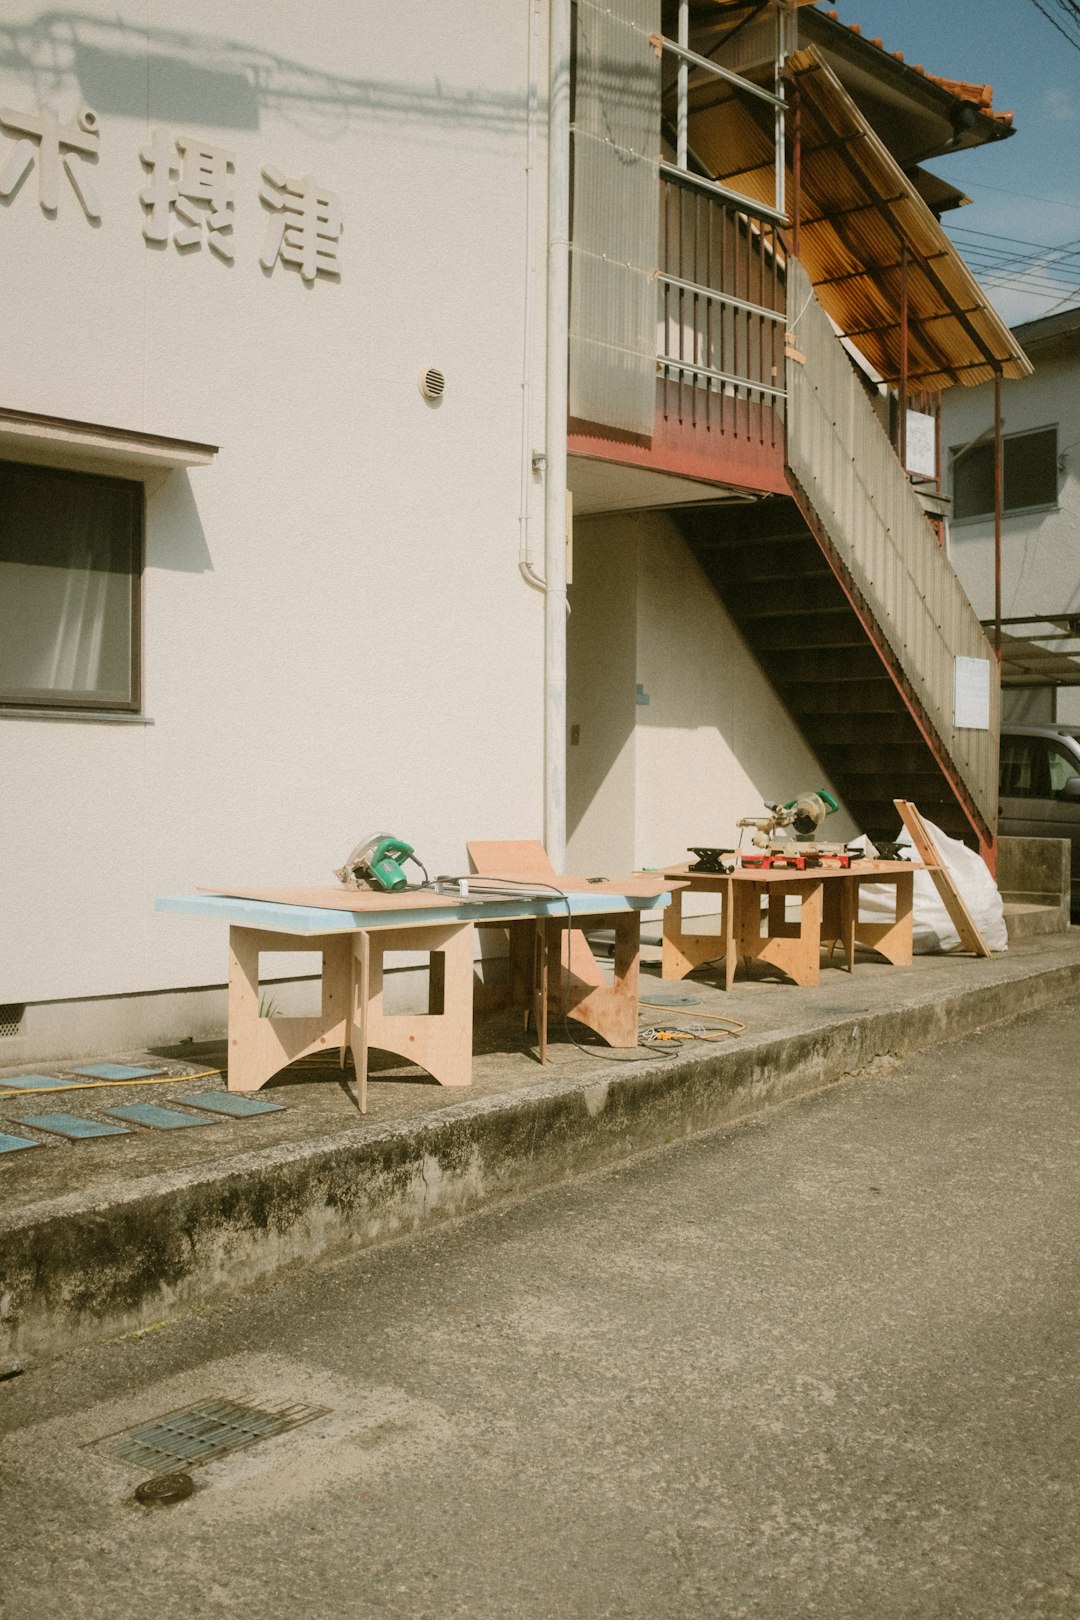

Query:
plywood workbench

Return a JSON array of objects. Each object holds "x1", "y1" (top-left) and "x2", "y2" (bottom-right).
[
  {"x1": 156, "y1": 875, "x2": 678, "y2": 1110},
  {"x1": 658, "y1": 859, "x2": 916, "y2": 989}
]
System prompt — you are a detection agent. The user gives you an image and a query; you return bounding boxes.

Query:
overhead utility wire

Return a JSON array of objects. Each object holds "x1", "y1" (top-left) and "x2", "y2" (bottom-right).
[
  {"x1": 954, "y1": 254, "x2": 1080, "y2": 293},
  {"x1": 953, "y1": 241, "x2": 1080, "y2": 278},
  {"x1": 1026, "y1": 0, "x2": 1080, "y2": 51}
]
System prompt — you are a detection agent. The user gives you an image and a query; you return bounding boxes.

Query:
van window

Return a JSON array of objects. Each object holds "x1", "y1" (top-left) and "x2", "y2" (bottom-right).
[{"x1": 1001, "y1": 736, "x2": 1080, "y2": 798}]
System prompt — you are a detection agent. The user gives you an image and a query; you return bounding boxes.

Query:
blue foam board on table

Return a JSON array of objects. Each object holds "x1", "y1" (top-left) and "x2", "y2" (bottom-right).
[
  {"x1": 14, "y1": 1113, "x2": 130, "y2": 1139},
  {"x1": 104, "y1": 1103, "x2": 215, "y2": 1130},
  {"x1": 180, "y1": 1091, "x2": 286, "y2": 1117},
  {"x1": 0, "y1": 1131, "x2": 40, "y2": 1154},
  {"x1": 71, "y1": 1063, "x2": 164, "y2": 1081},
  {"x1": 1, "y1": 1073, "x2": 80, "y2": 1090}
]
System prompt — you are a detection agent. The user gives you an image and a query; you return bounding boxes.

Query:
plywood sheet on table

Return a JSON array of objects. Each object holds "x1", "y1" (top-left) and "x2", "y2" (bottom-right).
[{"x1": 199, "y1": 884, "x2": 463, "y2": 912}]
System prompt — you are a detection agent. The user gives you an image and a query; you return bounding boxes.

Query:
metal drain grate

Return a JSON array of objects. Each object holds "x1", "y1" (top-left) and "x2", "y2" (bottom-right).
[{"x1": 95, "y1": 1397, "x2": 329, "y2": 1471}]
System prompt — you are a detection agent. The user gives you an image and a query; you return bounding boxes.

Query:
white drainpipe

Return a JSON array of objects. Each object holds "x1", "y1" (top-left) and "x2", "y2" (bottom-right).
[{"x1": 544, "y1": 0, "x2": 571, "y2": 868}]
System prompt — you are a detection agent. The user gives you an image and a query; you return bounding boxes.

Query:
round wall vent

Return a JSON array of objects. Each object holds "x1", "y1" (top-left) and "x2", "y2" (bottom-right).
[{"x1": 419, "y1": 367, "x2": 446, "y2": 401}]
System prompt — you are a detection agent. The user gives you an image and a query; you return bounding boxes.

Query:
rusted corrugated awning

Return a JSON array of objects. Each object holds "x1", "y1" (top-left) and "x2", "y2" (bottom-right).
[{"x1": 687, "y1": 45, "x2": 1032, "y2": 390}]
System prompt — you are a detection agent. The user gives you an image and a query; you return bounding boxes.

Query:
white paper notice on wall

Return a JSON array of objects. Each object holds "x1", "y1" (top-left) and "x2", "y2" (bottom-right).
[
  {"x1": 954, "y1": 656, "x2": 991, "y2": 730},
  {"x1": 906, "y1": 410, "x2": 936, "y2": 479}
]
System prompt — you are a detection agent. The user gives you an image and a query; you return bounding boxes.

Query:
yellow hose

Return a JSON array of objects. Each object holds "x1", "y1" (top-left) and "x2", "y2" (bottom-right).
[{"x1": 0, "y1": 1067, "x2": 222, "y2": 1100}]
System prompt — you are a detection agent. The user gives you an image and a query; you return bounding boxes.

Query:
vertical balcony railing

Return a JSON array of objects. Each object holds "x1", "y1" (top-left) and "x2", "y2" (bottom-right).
[{"x1": 657, "y1": 173, "x2": 787, "y2": 447}]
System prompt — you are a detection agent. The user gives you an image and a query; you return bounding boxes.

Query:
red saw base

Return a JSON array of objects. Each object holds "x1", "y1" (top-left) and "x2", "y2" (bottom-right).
[{"x1": 739, "y1": 852, "x2": 853, "y2": 871}]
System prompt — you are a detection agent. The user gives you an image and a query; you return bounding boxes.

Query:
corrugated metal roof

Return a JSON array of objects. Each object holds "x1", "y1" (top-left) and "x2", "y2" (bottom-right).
[
  {"x1": 814, "y1": 10, "x2": 1014, "y2": 129},
  {"x1": 686, "y1": 45, "x2": 1032, "y2": 390},
  {"x1": 698, "y1": 4, "x2": 1013, "y2": 135}
]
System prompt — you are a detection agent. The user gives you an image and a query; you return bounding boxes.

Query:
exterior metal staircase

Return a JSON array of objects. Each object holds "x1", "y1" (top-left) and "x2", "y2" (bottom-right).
[
  {"x1": 675, "y1": 497, "x2": 975, "y2": 846},
  {"x1": 673, "y1": 263, "x2": 1001, "y2": 855}
]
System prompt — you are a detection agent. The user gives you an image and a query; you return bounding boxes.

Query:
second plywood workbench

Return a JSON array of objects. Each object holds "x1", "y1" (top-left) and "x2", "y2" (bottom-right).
[{"x1": 658, "y1": 859, "x2": 916, "y2": 988}]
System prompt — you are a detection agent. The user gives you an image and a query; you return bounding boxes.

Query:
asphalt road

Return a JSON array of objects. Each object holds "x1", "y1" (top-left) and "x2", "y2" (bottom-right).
[{"x1": 2, "y1": 998, "x2": 1079, "y2": 1620}]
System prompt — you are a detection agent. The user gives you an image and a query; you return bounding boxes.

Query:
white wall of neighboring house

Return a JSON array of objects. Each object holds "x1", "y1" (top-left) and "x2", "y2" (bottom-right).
[
  {"x1": 943, "y1": 334, "x2": 1080, "y2": 723},
  {"x1": 0, "y1": 1, "x2": 549, "y2": 1053},
  {"x1": 566, "y1": 511, "x2": 856, "y2": 911}
]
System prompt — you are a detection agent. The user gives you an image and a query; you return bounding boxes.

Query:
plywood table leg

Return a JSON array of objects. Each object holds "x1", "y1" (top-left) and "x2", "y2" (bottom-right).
[
  {"x1": 351, "y1": 930, "x2": 370, "y2": 1114},
  {"x1": 838, "y1": 875, "x2": 857, "y2": 972},
  {"x1": 534, "y1": 919, "x2": 549, "y2": 1065},
  {"x1": 227, "y1": 927, "x2": 264, "y2": 1092},
  {"x1": 359, "y1": 921, "x2": 476, "y2": 1089},
  {"x1": 723, "y1": 884, "x2": 736, "y2": 990},
  {"x1": 734, "y1": 879, "x2": 823, "y2": 987},
  {"x1": 895, "y1": 870, "x2": 914, "y2": 964},
  {"x1": 227, "y1": 928, "x2": 353, "y2": 1093},
  {"x1": 661, "y1": 879, "x2": 733, "y2": 983},
  {"x1": 853, "y1": 871, "x2": 914, "y2": 966},
  {"x1": 503, "y1": 920, "x2": 533, "y2": 1031},
  {"x1": 563, "y1": 910, "x2": 641, "y2": 1048},
  {"x1": 785, "y1": 879, "x2": 823, "y2": 986}
]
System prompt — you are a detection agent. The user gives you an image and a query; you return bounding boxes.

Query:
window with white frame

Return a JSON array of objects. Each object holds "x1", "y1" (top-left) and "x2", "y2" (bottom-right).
[
  {"x1": 951, "y1": 425, "x2": 1058, "y2": 521},
  {"x1": 0, "y1": 460, "x2": 142, "y2": 710}
]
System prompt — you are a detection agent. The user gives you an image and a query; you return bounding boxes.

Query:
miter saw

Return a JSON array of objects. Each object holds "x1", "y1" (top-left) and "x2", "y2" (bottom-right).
[
  {"x1": 736, "y1": 789, "x2": 861, "y2": 869},
  {"x1": 334, "y1": 833, "x2": 428, "y2": 892}
]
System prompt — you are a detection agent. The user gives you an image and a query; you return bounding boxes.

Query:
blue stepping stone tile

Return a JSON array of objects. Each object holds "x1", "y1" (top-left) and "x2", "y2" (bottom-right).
[
  {"x1": 14, "y1": 1114, "x2": 130, "y2": 1139},
  {"x1": 0, "y1": 1132, "x2": 40, "y2": 1154},
  {"x1": 71, "y1": 1063, "x2": 164, "y2": 1081},
  {"x1": 181, "y1": 1091, "x2": 285, "y2": 1118},
  {"x1": 1, "y1": 1074, "x2": 80, "y2": 1090},
  {"x1": 105, "y1": 1103, "x2": 215, "y2": 1130}
]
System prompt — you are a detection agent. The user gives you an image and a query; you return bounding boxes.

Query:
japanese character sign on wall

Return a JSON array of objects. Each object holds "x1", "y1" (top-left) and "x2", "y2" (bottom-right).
[
  {"x1": 0, "y1": 101, "x2": 342, "y2": 283},
  {"x1": 0, "y1": 103, "x2": 101, "y2": 220},
  {"x1": 140, "y1": 132, "x2": 236, "y2": 260}
]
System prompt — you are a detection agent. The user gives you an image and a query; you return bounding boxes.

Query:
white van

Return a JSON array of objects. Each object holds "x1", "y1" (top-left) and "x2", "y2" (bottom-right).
[{"x1": 999, "y1": 725, "x2": 1080, "y2": 916}]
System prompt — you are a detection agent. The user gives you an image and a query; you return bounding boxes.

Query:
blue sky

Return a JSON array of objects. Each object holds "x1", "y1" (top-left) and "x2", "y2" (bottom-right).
[{"x1": 825, "y1": 0, "x2": 1080, "y2": 327}]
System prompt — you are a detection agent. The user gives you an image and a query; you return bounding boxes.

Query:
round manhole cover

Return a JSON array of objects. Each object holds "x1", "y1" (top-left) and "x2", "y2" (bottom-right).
[{"x1": 134, "y1": 1471, "x2": 195, "y2": 1506}]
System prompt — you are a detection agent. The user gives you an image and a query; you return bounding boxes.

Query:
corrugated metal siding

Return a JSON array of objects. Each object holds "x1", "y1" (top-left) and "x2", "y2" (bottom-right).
[
  {"x1": 570, "y1": 0, "x2": 661, "y2": 434},
  {"x1": 688, "y1": 45, "x2": 1031, "y2": 392},
  {"x1": 786, "y1": 260, "x2": 999, "y2": 831}
]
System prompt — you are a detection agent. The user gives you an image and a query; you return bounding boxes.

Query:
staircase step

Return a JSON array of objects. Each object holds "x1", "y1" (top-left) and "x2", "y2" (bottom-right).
[
  {"x1": 784, "y1": 680, "x2": 899, "y2": 715},
  {"x1": 798, "y1": 711, "x2": 918, "y2": 744},
  {"x1": 690, "y1": 537, "x2": 833, "y2": 583},
  {"x1": 679, "y1": 501, "x2": 806, "y2": 548},
  {"x1": 720, "y1": 576, "x2": 848, "y2": 620},
  {"x1": 671, "y1": 496, "x2": 982, "y2": 854},
  {"x1": 813, "y1": 743, "x2": 943, "y2": 775},
  {"x1": 769, "y1": 647, "x2": 886, "y2": 684},
  {"x1": 748, "y1": 613, "x2": 868, "y2": 652}
]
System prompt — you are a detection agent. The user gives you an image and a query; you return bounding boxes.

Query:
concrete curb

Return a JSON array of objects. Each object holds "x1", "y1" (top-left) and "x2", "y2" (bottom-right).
[{"x1": 4, "y1": 954, "x2": 1080, "y2": 1359}]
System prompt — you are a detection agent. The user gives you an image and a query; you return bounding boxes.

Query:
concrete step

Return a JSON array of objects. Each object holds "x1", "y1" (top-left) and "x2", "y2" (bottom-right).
[
  {"x1": 4, "y1": 935, "x2": 1080, "y2": 1362},
  {"x1": 1003, "y1": 900, "x2": 1072, "y2": 941}
]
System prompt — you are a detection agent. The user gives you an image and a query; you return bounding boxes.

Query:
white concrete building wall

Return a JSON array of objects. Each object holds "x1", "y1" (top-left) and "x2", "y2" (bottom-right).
[
  {"x1": 943, "y1": 350, "x2": 1080, "y2": 624},
  {"x1": 0, "y1": 2, "x2": 548, "y2": 1040},
  {"x1": 566, "y1": 511, "x2": 855, "y2": 901}
]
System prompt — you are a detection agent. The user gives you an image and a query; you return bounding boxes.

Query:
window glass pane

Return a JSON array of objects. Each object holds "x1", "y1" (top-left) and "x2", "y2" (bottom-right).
[
  {"x1": 1048, "y1": 745, "x2": 1080, "y2": 794},
  {"x1": 952, "y1": 427, "x2": 1058, "y2": 520},
  {"x1": 0, "y1": 463, "x2": 140, "y2": 707},
  {"x1": 1004, "y1": 427, "x2": 1057, "y2": 512},
  {"x1": 952, "y1": 440, "x2": 993, "y2": 520},
  {"x1": 999, "y1": 738, "x2": 1040, "y2": 796}
]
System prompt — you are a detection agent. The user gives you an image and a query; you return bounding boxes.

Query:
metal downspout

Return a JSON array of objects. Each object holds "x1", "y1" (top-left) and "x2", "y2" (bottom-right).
[{"x1": 545, "y1": 0, "x2": 571, "y2": 867}]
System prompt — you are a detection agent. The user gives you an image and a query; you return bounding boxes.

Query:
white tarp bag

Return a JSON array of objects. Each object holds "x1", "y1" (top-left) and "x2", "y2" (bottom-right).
[{"x1": 851, "y1": 819, "x2": 1008, "y2": 954}]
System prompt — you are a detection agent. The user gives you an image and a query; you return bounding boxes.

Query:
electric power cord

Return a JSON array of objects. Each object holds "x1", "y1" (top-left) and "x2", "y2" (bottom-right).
[{"x1": 419, "y1": 875, "x2": 744, "y2": 1064}]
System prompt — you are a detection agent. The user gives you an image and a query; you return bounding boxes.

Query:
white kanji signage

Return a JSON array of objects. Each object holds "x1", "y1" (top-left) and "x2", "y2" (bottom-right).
[
  {"x1": 0, "y1": 103, "x2": 101, "y2": 220},
  {"x1": 0, "y1": 102, "x2": 341, "y2": 286},
  {"x1": 141, "y1": 131, "x2": 236, "y2": 260},
  {"x1": 259, "y1": 167, "x2": 342, "y2": 283}
]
